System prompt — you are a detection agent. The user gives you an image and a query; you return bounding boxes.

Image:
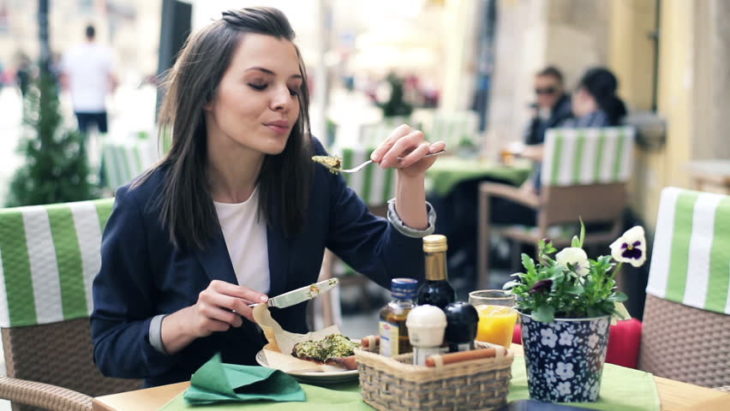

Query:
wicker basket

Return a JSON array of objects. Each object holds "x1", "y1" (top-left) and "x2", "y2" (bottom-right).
[{"x1": 355, "y1": 345, "x2": 513, "y2": 411}]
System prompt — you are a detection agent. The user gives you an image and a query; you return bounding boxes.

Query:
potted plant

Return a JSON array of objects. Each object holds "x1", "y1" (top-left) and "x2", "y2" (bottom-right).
[{"x1": 505, "y1": 224, "x2": 646, "y2": 402}]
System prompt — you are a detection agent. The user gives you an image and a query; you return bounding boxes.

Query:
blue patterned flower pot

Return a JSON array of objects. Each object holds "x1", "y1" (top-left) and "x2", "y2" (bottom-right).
[{"x1": 520, "y1": 314, "x2": 610, "y2": 402}]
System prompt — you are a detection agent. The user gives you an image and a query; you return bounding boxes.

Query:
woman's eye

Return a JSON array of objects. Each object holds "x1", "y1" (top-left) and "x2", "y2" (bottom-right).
[
  {"x1": 248, "y1": 83, "x2": 267, "y2": 91},
  {"x1": 289, "y1": 88, "x2": 300, "y2": 97}
]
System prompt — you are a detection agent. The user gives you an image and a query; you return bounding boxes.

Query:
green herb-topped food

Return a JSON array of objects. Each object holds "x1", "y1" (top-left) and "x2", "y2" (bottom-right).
[
  {"x1": 292, "y1": 334, "x2": 359, "y2": 362},
  {"x1": 311, "y1": 155, "x2": 342, "y2": 174}
]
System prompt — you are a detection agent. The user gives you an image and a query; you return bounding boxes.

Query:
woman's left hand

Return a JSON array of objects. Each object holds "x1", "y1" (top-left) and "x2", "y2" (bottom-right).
[{"x1": 370, "y1": 124, "x2": 446, "y2": 178}]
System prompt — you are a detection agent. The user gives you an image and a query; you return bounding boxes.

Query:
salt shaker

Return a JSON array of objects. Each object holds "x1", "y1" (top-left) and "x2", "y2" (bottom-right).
[{"x1": 406, "y1": 305, "x2": 447, "y2": 366}]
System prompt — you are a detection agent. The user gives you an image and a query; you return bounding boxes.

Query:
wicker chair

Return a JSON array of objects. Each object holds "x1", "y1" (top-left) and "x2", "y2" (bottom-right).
[
  {"x1": 478, "y1": 127, "x2": 635, "y2": 288},
  {"x1": 0, "y1": 199, "x2": 141, "y2": 410},
  {"x1": 639, "y1": 187, "x2": 730, "y2": 388}
]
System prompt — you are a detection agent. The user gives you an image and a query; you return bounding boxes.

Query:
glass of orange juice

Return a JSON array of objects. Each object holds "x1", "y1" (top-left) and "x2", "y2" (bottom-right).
[{"x1": 468, "y1": 290, "x2": 517, "y2": 349}]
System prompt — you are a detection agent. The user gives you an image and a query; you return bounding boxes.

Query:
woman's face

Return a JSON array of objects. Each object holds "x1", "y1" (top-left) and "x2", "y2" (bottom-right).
[
  {"x1": 571, "y1": 87, "x2": 595, "y2": 118},
  {"x1": 205, "y1": 33, "x2": 302, "y2": 157}
]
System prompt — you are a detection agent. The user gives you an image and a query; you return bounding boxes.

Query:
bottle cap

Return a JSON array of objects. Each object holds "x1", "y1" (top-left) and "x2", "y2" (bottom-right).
[
  {"x1": 423, "y1": 234, "x2": 447, "y2": 253},
  {"x1": 391, "y1": 278, "x2": 418, "y2": 299}
]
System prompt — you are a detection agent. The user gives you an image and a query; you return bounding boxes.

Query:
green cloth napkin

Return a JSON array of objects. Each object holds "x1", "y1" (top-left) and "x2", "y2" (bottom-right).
[
  {"x1": 164, "y1": 382, "x2": 367, "y2": 410},
  {"x1": 183, "y1": 354, "x2": 306, "y2": 405},
  {"x1": 508, "y1": 356, "x2": 660, "y2": 411}
]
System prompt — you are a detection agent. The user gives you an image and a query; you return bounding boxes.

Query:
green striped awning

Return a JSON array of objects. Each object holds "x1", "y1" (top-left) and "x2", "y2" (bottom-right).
[
  {"x1": 339, "y1": 147, "x2": 396, "y2": 207},
  {"x1": 646, "y1": 187, "x2": 730, "y2": 314},
  {"x1": 0, "y1": 198, "x2": 114, "y2": 327},
  {"x1": 542, "y1": 127, "x2": 635, "y2": 187}
]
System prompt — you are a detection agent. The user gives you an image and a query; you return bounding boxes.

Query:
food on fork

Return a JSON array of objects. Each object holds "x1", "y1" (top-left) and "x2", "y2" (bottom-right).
[{"x1": 311, "y1": 155, "x2": 342, "y2": 174}]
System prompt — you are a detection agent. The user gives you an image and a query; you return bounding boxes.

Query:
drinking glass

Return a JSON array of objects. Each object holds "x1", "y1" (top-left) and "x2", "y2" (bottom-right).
[{"x1": 468, "y1": 290, "x2": 518, "y2": 349}]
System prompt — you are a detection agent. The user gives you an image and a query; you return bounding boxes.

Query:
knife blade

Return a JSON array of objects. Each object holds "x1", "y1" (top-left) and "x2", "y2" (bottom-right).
[{"x1": 265, "y1": 278, "x2": 339, "y2": 309}]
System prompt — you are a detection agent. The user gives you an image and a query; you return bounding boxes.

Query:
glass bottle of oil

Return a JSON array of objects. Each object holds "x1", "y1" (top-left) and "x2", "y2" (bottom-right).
[
  {"x1": 417, "y1": 234, "x2": 456, "y2": 309},
  {"x1": 379, "y1": 278, "x2": 417, "y2": 357}
]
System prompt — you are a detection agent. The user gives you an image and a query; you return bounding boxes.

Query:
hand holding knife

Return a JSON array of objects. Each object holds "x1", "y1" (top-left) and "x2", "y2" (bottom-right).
[{"x1": 249, "y1": 278, "x2": 339, "y2": 309}]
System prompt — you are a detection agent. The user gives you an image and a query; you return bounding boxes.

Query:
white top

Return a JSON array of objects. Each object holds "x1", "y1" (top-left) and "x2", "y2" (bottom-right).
[
  {"x1": 61, "y1": 42, "x2": 114, "y2": 112},
  {"x1": 214, "y1": 188, "x2": 270, "y2": 294}
]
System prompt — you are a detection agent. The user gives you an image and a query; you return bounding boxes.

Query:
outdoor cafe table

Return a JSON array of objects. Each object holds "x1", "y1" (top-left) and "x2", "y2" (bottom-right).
[
  {"x1": 425, "y1": 157, "x2": 531, "y2": 197},
  {"x1": 92, "y1": 345, "x2": 730, "y2": 411}
]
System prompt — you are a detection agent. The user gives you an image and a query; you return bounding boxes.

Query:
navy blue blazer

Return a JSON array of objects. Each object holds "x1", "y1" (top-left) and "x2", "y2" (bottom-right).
[{"x1": 91, "y1": 139, "x2": 426, "y2": 387}]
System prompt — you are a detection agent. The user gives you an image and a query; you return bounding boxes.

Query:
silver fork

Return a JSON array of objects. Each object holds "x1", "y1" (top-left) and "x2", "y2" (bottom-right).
[{"x1": 338, "y1": 150, "x2": 446, "y2": 173}]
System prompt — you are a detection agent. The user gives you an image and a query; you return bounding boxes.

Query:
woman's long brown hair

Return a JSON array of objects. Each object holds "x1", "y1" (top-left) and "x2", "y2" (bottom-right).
[{"x1": 147, "y1": 7, "x2": 312, "y2": 250}]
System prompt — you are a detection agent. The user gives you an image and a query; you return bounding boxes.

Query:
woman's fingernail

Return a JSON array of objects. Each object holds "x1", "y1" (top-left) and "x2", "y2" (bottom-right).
[
  {"x1": 370, "y1": 152, "x2": 378, "y2": 161},
  {"x1": 260, "y1": 295, "x2": 268, "y2": 302}
]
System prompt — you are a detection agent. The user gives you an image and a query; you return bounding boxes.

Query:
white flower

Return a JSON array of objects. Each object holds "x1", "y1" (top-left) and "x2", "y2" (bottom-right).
[
  {"x1": 557, "y1": 382, "x2": 572, "y2": 395},
  {"x1": 555, "y1": 247, "x2": 590, "y2": 276},
  {"x1": 588, "y1": 334, "x2": 599, "y2": 348},
  {"x1": 555, "y1": 362, "x2": 575, "y2": 380},
  {"x1": 540, "y1": 328, "x2": 557, "y2": 348},
  {"x1": 545, "y1": 368, "x2": 557, "y2": 383},
  {"x1": 558, "y1": 331, "x2": 574, "y2": 346},
  {"x1": 610, "y1": 226, "x2": 647, "y2": 267}
]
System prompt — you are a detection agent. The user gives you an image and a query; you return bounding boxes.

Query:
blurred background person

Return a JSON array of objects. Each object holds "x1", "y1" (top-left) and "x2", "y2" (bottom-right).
[
  {"x1": 14, "y1": 53, "x2": 32, "y2": 98},
  {"x1": 60, "y1": 24, "x2": 117, "y2": 135},
  {"x1": 524, "y1": 66, "x2": 572, "y2": 147},
  {"x1": 563, "y1": 67, "x2": 627, "y2": 128}
]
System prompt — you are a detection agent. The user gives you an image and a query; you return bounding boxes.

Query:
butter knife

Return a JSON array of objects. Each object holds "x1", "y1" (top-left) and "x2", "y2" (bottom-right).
[{"x1": 259, "y1": 278, "x2": 339, "y2": 309}]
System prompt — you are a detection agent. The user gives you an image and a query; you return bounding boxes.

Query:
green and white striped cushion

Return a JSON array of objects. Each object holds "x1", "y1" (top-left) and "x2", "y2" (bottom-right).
[
  {"x1": 339, "y1": 147, "x2": 396, "y2": 207},
  {"x1": 101, "y1": 140, "x2": 159, "y2": 190},
  {"x1": 646, "y1": 187, "x2": 730, "y2": 315},
  {"x1": 0, "y1": 198, "x2": 114, "y2": 327},
  {"x1": 541, "y1": 127, "x2": 635, "y2": 187}
]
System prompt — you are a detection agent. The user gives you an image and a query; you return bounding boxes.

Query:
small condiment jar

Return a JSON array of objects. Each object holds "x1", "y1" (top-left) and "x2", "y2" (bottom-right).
[
  {"x1": 443, "y1": 301, "x2": 479, "y2": 352},
  {"x1": 406, "y1": 305, "x2": 447, "y2": 366}
]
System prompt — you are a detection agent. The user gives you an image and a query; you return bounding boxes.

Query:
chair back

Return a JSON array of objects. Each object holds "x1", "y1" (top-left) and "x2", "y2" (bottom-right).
[
  {"x1": 536, "y1": 127, "x2": 634, "y2": 231},
  {"x1": 0, "y1": 199, "x2": 140, "y2": 397},
  {"x1": 640, "y1": 187, "x2": 730, "y2": 387},
  {"x1": 541, "y1": 127, "x2": 634, "y2": 188},
  {"x1": 428, "y1": 110, "x2": 479, "y2": 150},
  {"x1": 339, "y1": 146, "x2": 396, "y2": 208},
  {"x1": 101, "y1": 138, "x2": 159, "y2": 191}
]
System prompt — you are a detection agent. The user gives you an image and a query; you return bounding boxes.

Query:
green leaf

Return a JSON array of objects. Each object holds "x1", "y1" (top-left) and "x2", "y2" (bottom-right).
[
  {"x1": 533, "y1": 304, "x2": 555, "y2": 323},
  {"x1": 579, "y1": 218, "x2": 586, "y2": 248},
  {"x1": 565, "y1": 283, "x2": 585, "y2": 295},
  {"x1": 521, "y1": 253, "x2": 537, "y2": 275},
  {"x1": 503, "y1": 280, "x2": 521, "y2": 290},
  {"x1": 571, "y1": 235, "x2": 581, "y2": 248},
  {"x1": 612, "y1": 302, "x2": 631, "y2": 321}
]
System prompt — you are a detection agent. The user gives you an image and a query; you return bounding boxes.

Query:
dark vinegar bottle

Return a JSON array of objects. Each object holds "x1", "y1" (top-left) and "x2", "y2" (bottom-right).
[{"x1": 416, "y1": 234, "x2": 456, "y2": 309}]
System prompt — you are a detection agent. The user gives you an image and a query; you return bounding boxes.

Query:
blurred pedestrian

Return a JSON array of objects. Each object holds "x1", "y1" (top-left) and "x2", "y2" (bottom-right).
[
  {"x1": 61, "y1": 24, "x2": 117, "y2": 134},
  {"x1": 15, "y1": 53, "x2": 31, "y2": 97}
]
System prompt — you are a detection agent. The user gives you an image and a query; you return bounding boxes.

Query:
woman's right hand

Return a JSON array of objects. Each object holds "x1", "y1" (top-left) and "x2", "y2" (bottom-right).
[{"x1": 160, "y1": 280, "x2": 268, "y2": 354}]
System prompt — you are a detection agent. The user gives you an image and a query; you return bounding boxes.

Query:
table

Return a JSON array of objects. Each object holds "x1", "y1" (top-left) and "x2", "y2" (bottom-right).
[
  {"x1": 92, "y1": 345, "x2": 730, "y2": 411},
  {"x1": 426, "y1": 157, "x2": 531, "y2": 197},
  {"x1": 687, "y1": 160, "x2": 730, "y2": 194}
]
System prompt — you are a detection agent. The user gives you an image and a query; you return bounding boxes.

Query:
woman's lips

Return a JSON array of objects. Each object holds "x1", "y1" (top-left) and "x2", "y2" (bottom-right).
[{"x1": 265, "y1": 121, "x2": 290, "y2": 134}]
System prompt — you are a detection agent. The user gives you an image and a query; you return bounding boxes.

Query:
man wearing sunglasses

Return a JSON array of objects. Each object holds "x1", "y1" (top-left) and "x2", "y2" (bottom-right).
[{"x1": 524, "y1": 66, "x2": 572, "y2": 147}]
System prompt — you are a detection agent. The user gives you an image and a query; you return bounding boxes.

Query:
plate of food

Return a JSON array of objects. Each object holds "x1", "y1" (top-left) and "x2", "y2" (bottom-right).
[{"x1": 252, "y1": 304, "x2": 360, "y2": 385}]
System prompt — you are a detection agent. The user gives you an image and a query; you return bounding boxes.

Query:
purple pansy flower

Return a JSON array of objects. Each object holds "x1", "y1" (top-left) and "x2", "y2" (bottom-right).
[
  {"x1": 609, "y1": 226, "x2": 647, "y2": 267},
  {"x1": 529, "y1": 279, "x2": 553, "y2": 294}
]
